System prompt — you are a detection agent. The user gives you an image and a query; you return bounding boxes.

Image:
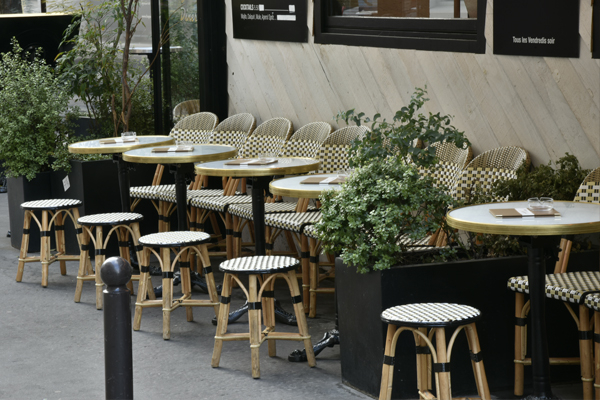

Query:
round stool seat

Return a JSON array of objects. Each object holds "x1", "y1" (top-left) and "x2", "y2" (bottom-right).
[
  {"x1": 139, "y1": 231, "x2": 211, "y2": 248},
  {"x1": 219, "y1": 255, "x2": 299, "y2": 274},
  {"x1": 381, "y1": 303, "x2": 481, "y2": 328},
  {"x1": 78, "y1": 212, "x2": 144, "y2": 226},
  {"x1": 21, "y1": 199, "x2": 82, "y2": 211}
]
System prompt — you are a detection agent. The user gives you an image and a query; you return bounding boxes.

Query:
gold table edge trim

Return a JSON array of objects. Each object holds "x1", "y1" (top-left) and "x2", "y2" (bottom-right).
[
  {"x1": 122, "y1": 146, "x2": 238, "y2": 164},
  {"x1": 68, "y1": 136, "x2": 175, "y2": 154},
  {"x1": 269, "y1": 174, "x2": 341, "y2": 198},
  {"x1": 194, "y1": 157, "x2": 320, "y2": 177}
]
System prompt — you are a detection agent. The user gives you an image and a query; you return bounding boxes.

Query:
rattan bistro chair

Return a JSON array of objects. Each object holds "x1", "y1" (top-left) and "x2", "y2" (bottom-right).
[
  {"x1": 228, "y1": 121, "x2": 333, "y2": 257},
  {"x1": 508, "y1": 167, "x2": 600, "y2": 399},
  {"x1": 173, "y1": 99, "x2": 201, "y2": 124},
  {"x1": 129, "y1": 111, "x2": 219, "y2": 231},
  {"x1": 189, "y1": 117, "x2": 293, "y2": 259},
  {"x1": 263, "y1": 126, "x2": 369, "y2": 312},
  {"x1": 418, "y1": 141, "x2": 473, "y2": 192},
  {"x1": 152, "y1": 113, "x2": 256, "y2": 233}
]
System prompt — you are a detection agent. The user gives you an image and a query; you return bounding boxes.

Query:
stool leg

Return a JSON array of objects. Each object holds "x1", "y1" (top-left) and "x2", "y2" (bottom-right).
[
  {"x1": 132, "y1": 223, "x2": 154, "y2": 300},
  {"x1": 199, "y1": 244, "x2": 219, "y2": 316},
  {"x1": 117, "y1": 226, "x2": 134, "y2": 294},
  {"x1": 94, "y1": 226, "x2": 105, "y2": 309},
  {"x1": 162, "y1": 247, "x2": 173, "y2": 340},
  {"x1": 264, "y1": 276, "x2": 276, "y2": 357},
  {"x1": 16, "y1": 210, "x2": 32, "y2": 282},
  {"x1": 232, "y1": 215, "x2": 242, "y2": 259},
  {"x1": 55, "y1": 212, "x2": 67, "y2": 275},
  {"x1": 465, "y1": 323, "x2": 490, "y2": 400},
  {"x1": 594, "y1": 312, "x2": 600, "y2": 400},
  {"x1": 379, "y1": 324, "x2": 398, "y2": 400},
  {"x1": 212, "y1": 273, "x2": 233, "y2": 368},
  {"x1": 579, "y1": 305, "x2": 594, "y2": 400},
  {"x1": 225, "y1": 213, "x2": 233, "y2": 260},
  {"x1": 434, "y1": 327, "x2": 452, "y2": 400},
  {"x1": 133, "y1": 248, "x2": 150, "y2": 331},
  {"x1": 74, "y1": 227, "x2": 91, "y2": 303},
  {"x1": 179, "y1": 248, "x2": 193, "y2": 322},
  {"x1": 309, "y1": 237, "x2": 319, "y2": 318},
  {"x1": 288, "y1": 269, "x2": 316, "y2": 368},
  {"x1": 300, "y1": 234, "x2": 310, "y2": 312},
  {"x1": 248, "y1": 274, "x2": 262, "y2": 378},
  {"x1": 415, "y1": 327, "x2": 429, "y2": 394},
  {"x1": 41, "y1": 211, "x2": 51, "y2": 287}
]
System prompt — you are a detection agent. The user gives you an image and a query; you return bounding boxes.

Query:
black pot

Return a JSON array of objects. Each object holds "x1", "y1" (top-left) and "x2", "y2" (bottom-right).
[
  {"x1": 8, "y1": 172, "x2": 54, "y2": 253},
  {"x1": 336, "y1": 249, "x2": 599, "y2": 399}
]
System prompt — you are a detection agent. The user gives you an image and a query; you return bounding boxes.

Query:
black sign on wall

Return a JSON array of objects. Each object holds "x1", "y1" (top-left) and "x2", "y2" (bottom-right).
[
  {"x1": 494, "y1": 0, "x2": 580, "y2": 58},
  {"x1": 593, "y1": 2, "x2": 600, "y2": 59},
  {"x1": 232, "y1": 0, "x2": 307, "y2": 43}
]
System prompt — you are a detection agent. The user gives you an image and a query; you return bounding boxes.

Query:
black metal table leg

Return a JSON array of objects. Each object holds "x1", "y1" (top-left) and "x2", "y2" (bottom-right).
[{"x1": 520, "y1": 235, "x2": 560, "y2": 400}]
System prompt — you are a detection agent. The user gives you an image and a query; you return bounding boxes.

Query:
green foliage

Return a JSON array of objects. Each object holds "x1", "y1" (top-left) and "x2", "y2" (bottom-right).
[
  {"x1": 493, "y1": 153, "x2": 590, "y2": 201},
  {"x1": 316, "y1": 88, "x2": 470, "y2": 272},
  {"x1": 0, "y1": 40, "x2": 78, "y2": 181},
  {"x1": 57, "y1": 0, "x2": 154, "y2": 136},
  {"x1": 169, "y1": 19, "x2": 200, "y2": 106}
]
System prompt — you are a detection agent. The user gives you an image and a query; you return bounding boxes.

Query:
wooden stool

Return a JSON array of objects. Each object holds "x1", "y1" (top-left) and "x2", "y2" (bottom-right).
[
  {"x1": 379, "y1": 303, "x2": 490, "y2": 400},
  {"x1": 133, "y1": 231, "x2": 219, "y2": 339},
  {"x1": 75, "y1": 212, "x2": 155, "y2": 309},
  {"x1": 211, "y1": 255, "x2": 316, "y2": 378},
  {"x1": 17, "y1": 199, "x2": 83, "y2": 287}
]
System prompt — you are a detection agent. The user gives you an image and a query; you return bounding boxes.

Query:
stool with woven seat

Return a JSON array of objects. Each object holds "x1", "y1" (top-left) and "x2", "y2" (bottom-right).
[
  {"x1": 17, "y1": 199, "x2": 83, "y2": 287},
  {"x1": 75, "y1": 212, "x2": 154, "y2": 309},
  {"x1": 379, "y1": 303, "x2": 490, "y2": 400},
  {"x1": 211, "y1": 255, "x2": 316, "y2": 378},
  {"x1": 133, "y1": 231, "x2": 219, "y2": 339}
]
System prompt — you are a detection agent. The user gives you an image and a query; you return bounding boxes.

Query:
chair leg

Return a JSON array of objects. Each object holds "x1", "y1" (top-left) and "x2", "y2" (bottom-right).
[
  {"x1": 225, "y1": 213, "x2": 233, "y2": 260},
  {"x1": 300, "y1": 234, "x2": 309, "y2": 312},
  {"x1": 40, "y1": 211, "x2": 51, "y2": 287},
  {"x1": 263, "y1": 277, "x2": 276, "y2": 357},
  {"x1": 465, "y1": 323, "x2": 491, "y2": 400},
  {"x1": 133, "y1": 248, "x2": 150, "y2": 331},
  {"x1": 415, "y1": 327, "x2": 429, "y2": 394},
  {"x1": 161, "y1": 247, "x2": 173, "y2": 340},
  {"x1": 117, "y1": 226, "x2": 134, "y2": 294},
  {"x1": 379, "y1": 324, "x2": 398, "y2": 400},
  {"x1": 94, "y1": 226, "x2": 105, "y2": 309},
  {"x1": 16, "y1": 210, "x2": 32, "y2": 283},
  {"x1": 74, "y1": 228, "x2": 91, "y2": 303},
  {"x1": 514, "y1": 292, "x2": 526, "y2": 396},
  {"x1": 309, "y1": 237, "x2": 319, "y2": 318},
  {"x1": 434, "y1": 327, "x2": 452, "y2": 400},
  {"x1": 55, "y1": 212, "x2": 67, "y2": 275},
  {"x1": 594, "y1": 311, "x2": 600, "y2": 400},
  {"x1": 212, "y1": 273, "x2": 233, "y2": 368},
  {"x1": 179, "y1": 248, "x2": 193, "y2": 322},
  {"x1": 248, "y1": 274, "x2": 262, "y2": 378},
  {"x1": 199, "y1": 244, "x2": 219, "y2": 317},
  {"x1": 579, "y1": 305, "x2": 594, "y2": 400},
  {"x1": 288, "y1": 269, "x2": 316, "y2": 368}
]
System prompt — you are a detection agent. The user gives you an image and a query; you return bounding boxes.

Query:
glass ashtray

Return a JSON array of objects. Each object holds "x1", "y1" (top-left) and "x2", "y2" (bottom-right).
[{"x1": 528, "y1": 197, "x2": 554, "y2": 211}]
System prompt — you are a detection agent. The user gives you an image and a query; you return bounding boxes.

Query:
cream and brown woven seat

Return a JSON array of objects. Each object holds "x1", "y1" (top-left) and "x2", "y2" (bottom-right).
[
  {"x1": 379, "y1": 303, "x2": 490, "y2": 400},
  {"x1": 129, "y1": 111, "x2": 219, "y2": 230},
  {"x1": 75, "y1": 212, "x2": 154, "y2": 309},
  {"x1": 190, "y1": 117, "x2": 293, "y2": 259},
  {"x1": 16, "y1": 199, "x2": 83, "y2": 287},
  {"x1": 211, "y1": 256, "x2": 315, "y2": 378},
  {"x1": 264, "y1": 126, "x2": 369, "y2": 314},
  {"x1": 508, "y1": 166, "x2": 600, "y2": 399},
  {"x1": 172, "y1": 99, "x2": 201, "y2": 124},
  {"x1": 418, "y1": 141, "x2": 473, "y2": 192},
  {"x1": 133, "y1": 231, "x2": 219, "y2": 340}
]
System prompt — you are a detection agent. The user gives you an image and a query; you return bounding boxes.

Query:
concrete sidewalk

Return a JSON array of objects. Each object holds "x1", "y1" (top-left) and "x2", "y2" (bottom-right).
[{"x1": 0, "y1": 192, "x2": 370, "y2": 400}]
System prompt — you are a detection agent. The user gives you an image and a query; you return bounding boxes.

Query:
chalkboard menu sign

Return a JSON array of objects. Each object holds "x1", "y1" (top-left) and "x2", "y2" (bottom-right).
[
  {"x1": 494, "y1": 0, "x2": 580, "y2": 58},
  {"x1": 231, "y1": 0, "x2": 307, "y2": 42}
]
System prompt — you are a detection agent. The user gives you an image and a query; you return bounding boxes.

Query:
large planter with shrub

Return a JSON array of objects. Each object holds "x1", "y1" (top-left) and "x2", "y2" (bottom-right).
[{"x1": 337, "y1": 250, "x2": 599, "y2": 399}]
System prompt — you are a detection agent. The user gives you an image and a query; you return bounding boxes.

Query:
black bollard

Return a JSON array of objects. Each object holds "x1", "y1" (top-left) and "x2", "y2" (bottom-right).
[{"x1": 101, "y1": 257, "x2": 134, "y2": 400}]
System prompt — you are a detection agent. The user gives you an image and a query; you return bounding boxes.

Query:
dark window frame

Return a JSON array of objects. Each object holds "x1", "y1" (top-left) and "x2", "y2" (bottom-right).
[{"x1": 314, "y1": 0, "x2": 487, "y2": 53}]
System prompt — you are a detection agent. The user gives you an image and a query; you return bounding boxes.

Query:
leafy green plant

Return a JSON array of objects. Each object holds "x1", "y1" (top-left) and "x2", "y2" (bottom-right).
[
  {"x1": 316, "y1": 88, "x2": 470, "y2": 272},
  {"x1": 492, "y1": 153, "x2": 590, "y2": 201},
  {"x1": 0, "y1": 40, "x2": 79, "y2": 180}
]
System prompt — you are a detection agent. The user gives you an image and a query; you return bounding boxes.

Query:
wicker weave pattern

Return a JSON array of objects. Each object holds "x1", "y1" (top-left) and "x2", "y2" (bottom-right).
[
  {"x1": 279, "y1": 122, "x2": 332, "y2": 158},
  {"x1": 313, "y1": 126, "x2": 369, "y2": 174},
  {"x1": 213, "y1": 113, "x2": 256, "y2": 135},
  {"x1": 130, "y1": 184, "x2": 176, "y2": 200},
  {"x1": 21, "y1": 199, "x2": 82, "y2": 210},
  {"x1": 451, "y1": 167, "x2": 517, "y2": 202},
  {"x1": 430, "y1": 141, "x2": 473, "y2": 169},
  {"x1": 155, "y1": 189, "x2": 232, "y2": 204},
  {"x1": 139, "y1": 231, "x2": 211, "y2": 247},
  {"x1": 381, "y1": 303, "x2": 481, "y2": 326},
  {"x1": 78, "y1": 212, "x2": 143, "y2": 226},
  {"x1": 575, "y1": 182, "x2": 600, "y2": 203},
  {"x1": 265, "y1": 210, "x2": 322, "y2": 233},
  {"x1": 219, "y1": 255, "x2": 299, "y2": 274},
  {"x1": 170, "y1": 129, "x2": 212, "y2": 144},
  {"x1": 172, "y1": 100, "x2": 201, "y2": 123},
  {"x1": 466, "y1": 146, "x2": 530, "y2": 171},
  {"x1": 229, "y1": 202, "x2": 317, "y2": 220},
  {"x1": 584, "y1": 293, "x2": 600, "y2": 311},
  {"x1": 419, "y1": 161, "x2": 463, "y2": 192},
  {"x1": 239, "y1": 117, "x2": 292, "y2": 158},
  {"x1": 508, "y1": 271, "x2": 600, "y2": 304},
  {"x1": 172, "y1": 111, "x2": 218, "y2": 132},
  {"x1": 190, "y1": 195, "x2": 252, "y2": 213}
]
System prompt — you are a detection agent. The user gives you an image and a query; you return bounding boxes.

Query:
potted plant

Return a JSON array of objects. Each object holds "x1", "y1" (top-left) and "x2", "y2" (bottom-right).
[
  {"x1": 0, "y1": 39, "x2": 80, "y2": 252},
  {"x1": 314, "y1": 89, "x2": 597, "y2": 398}
]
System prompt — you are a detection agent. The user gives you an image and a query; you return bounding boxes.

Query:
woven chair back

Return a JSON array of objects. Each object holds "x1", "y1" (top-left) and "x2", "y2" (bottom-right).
[
  {"x1": 239, "y1": 117, "x2": 293, "y2": 158},
  {"x1": 170, "y1": 111, "x2": 219, "y2": 144},
  {"x1": 314, "y1": 125, "x2": 369, "y2": 174},
  {"x1": 431, "y1": 141, "x2": 473, "y2": 168},
  {"x1": 451, "y1": 167, "x2": 518, "y2": 202},
  {"x1": 417, "y1": 142, "x2": 473, "y2": 193},
  {"x1": 574, "y1": 167, "x2": 600, "y2": 203},
  {"x1": 172, "y1": 99, "x2": 201, "y2": 123},
  {"x1": 209, "y1": 113, "x2": 256, "y2": 151},
  {"x1": 466, "y1": 146, "x2": 531, "y2": 172},
  {"x1": 279, "y1": 122, "x2": 333, "y2": 158}
]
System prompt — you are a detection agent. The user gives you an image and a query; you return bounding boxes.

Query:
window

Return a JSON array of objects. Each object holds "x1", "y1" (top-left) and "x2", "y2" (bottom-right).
[{"x1": 314, "y1": 0, "x2": 487, "y2": 53}]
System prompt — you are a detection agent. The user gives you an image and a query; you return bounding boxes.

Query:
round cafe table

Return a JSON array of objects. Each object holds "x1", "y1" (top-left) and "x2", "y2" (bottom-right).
[
  {"x1": 447, "y1": 200, "x2": 600, "y2": 400},
  {"x1": 194, "y1": 157, "x2": 320, "y2": 256},
  {"x1": 68, "y1": 136, "x2": 175, "y2": 212},
  {"x1": 123, "y1": 144, "x2": 237, "y2": 230}
]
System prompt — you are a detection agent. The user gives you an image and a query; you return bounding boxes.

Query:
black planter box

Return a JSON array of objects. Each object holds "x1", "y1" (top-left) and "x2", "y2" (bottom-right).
[
  {"x1": 337, "y1": 250, "x2": 599, "y2": 399},
  {"x1": 8, "y1": 172, "x2": 54, "y2": 253}
]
